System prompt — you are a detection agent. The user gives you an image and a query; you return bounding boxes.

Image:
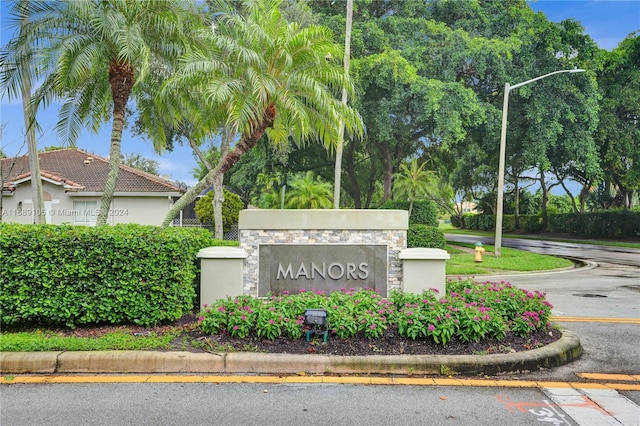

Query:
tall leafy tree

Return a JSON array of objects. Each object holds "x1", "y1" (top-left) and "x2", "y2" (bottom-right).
[
  {"x1": 311, "y1": 1, "x2": 488, "y2": 205},
  {"x1": 159, "y1": 0, "x2": 363, "y2": 226},
  {"x1": 508, "y1": 16, "x2": 599, "y2": 228},
  {"x1": 595, "y1": 34, "x2": 640, "y2": 210},
  {"x1": 4, "y1": 0, "x2": 198, "y2": 225},
  {"x1": 421, "y1": 0, "x2": 600, "y2": 228},
  {"x1": 121, "y1": 153, "x2": 159, "y2": 175}
]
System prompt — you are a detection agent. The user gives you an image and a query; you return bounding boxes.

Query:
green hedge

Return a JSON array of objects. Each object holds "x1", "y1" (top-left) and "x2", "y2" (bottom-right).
[
  {"x1": 379, "y1": 200, "x2": 438, "y2": 226},
  {"x1": 407, "y1": 224, "x2": 446, "y2": 249},
  {"x1": 459, "y1": 211, "x2": 637, "y2": 237},
  {"x1": 0, "y1": 224, "x2": 219, "y2": 327},
  {"x1": 462, "y1": 213, "x2": 495, "y2": 230},
  {"x1": 548, "y1": 211, "x2": 640, "y2": 237},
  {"x1": 519, "y1": 215, "x2": 544, "y2": 233}
]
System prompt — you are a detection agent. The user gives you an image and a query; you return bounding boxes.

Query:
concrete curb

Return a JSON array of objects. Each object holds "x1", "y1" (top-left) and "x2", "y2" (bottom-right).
[{"x1": 0, "y1": 330, "x2": 582, "y2": 376}]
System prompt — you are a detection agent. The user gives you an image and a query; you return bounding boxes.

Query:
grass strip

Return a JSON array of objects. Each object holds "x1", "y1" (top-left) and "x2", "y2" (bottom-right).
[{"x1": 0, "y1": 330, "x2": 176, "y2": 352}]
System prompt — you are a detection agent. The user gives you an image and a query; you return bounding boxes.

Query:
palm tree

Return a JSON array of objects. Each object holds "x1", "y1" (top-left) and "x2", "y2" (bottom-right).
[
  {"x1": 160, "y1": 0, "x2": 363, "y2": 226},
  {"x1": 258, "y1": 191, "x2": 283, "y2": 209},
  {"x1": 4, "y1": 0, "x2": 198, "y2": 225},
  {"x1": 2, "y1": 0, "x2": 46, "y2": 223},
  {"x1": 394, "y1": 158, "x2": 436, "y2": 217},
  {"x1": 286, "y1": 171, "x2": 333, "y2": 209}
]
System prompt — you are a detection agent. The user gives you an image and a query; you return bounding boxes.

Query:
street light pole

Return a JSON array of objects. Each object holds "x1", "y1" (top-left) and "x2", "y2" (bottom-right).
[{"x1": 494, "y1": 69, "x2": 585, "y2": 257}]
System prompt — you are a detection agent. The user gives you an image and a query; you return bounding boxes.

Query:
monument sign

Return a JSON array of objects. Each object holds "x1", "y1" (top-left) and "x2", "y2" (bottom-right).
[{"x1": 258, "y1": 244, "x2": 388, "y2": 296}]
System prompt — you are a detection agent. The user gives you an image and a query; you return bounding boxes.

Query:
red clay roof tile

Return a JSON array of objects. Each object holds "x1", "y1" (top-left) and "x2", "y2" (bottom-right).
[{"x1": 1, "y1": 148, "x2": 184, "y2": 193}]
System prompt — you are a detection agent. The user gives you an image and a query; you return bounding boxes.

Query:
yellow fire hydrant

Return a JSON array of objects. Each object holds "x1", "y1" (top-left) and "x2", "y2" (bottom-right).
[{"x1": 474, "y1": 242, "x2": 485, "y2": 263}]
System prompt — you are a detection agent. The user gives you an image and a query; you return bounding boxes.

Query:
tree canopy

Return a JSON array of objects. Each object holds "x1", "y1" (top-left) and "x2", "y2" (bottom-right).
[{"x1": 3, "y1": 0, "x2": 636, "y2": 229}]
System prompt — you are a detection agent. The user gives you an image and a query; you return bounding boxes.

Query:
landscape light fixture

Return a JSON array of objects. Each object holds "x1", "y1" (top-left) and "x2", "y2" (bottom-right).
[
  {"x1": 494, "y1": 69, "x2": 585, "y2": 257},
  {"x1": 304, "y1": 308, "x2": 328, "y2": 342}
]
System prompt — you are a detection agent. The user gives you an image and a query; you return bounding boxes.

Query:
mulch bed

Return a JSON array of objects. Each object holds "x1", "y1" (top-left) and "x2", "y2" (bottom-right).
[{"x1": 192, "y1": 324, "x2": 560, "y2": 356}]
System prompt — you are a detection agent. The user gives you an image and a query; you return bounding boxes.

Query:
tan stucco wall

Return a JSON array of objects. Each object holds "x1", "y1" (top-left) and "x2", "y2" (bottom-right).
[
  {"x1": 2, "y1": 182, "x2": 175, "y2": 226},
  {"x1": 1, "y1": 182, "x2": 69, "y2": 224},
  {"x1": 105, "y1": 196, "x2": 173, "y2": 225},
  {"x1": 239, "y1": 209, "x2": 409, "y2": 230}
]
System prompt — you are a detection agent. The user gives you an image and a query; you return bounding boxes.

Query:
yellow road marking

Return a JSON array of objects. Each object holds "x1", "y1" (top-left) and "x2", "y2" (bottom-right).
[
  {"x1": 2, "y1": 375, "x2": 639, "y2": 391},
  {"x1": 551, "y1": 316, "x2": 640, "y2": 324},
  {"x1": 577, "y1": 373, "x2": 640, "y2": 382}
]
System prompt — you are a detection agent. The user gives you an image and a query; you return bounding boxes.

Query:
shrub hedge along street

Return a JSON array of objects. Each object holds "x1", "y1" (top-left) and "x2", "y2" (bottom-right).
[
  {"x1": 459, "y1": 210, "x2": 639, "y2": 237},
  {"x1": 0, "y1": 224, "x2": 219, "y2": 327}
]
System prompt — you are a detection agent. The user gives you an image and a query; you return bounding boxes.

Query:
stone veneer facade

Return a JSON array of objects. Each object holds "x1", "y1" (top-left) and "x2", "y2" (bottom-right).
[{"x1": 238, "y1": 209, "x2": 408, "y2": 297}]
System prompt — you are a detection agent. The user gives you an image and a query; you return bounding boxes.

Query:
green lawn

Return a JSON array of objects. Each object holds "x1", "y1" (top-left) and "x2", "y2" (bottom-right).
[{"x1": 445, "y1": 243, "x2": 573, "y2": 276}]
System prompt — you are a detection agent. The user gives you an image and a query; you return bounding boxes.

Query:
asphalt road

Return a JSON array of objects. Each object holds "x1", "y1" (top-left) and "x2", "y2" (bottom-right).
[
  {"x1": 0, "y1": 382, "x2": 603, "y2": 426},
  {"x1": 445, "y1": 233, "x2": 640, "y2": 267}
]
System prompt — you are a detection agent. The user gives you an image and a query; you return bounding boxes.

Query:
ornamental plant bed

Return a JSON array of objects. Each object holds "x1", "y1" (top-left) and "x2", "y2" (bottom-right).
[{"x1": 190, "y1": 279, "x2": 559, "y2": 356}]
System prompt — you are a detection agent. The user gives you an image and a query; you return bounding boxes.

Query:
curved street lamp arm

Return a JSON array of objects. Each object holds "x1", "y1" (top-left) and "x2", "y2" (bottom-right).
[{"x1": 509, "y1": 69, "x2": 585, "y2": 91}]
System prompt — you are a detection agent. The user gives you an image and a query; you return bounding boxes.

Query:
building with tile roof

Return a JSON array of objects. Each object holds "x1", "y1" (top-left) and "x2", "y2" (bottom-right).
[{"x1": 1, "y1": 148, "x2": 185, "y2": 226}]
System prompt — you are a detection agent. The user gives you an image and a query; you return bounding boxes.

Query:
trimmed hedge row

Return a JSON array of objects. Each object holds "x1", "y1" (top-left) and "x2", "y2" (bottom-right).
[
  {"x1": 460, "y1": 211, "x2": 639, "y2": 237},
  {"x1": 548, "y1": 211, "x2": 640, "y2": 238},
  {"x1": 462, "y1": 214, "x2": 543, "y2": 233},
  {"x1": 379, "y1": 200, "x2": 439, "y2": 226},
  {"x1": 0, "y1": 224, "x2": 220, "y2": 327},
  {"x1": 407, "y1": 224, "x2": 446, "y2": 249}
]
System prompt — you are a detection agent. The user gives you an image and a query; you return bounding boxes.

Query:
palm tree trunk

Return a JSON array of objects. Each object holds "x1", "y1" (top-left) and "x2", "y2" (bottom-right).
[
  {"x1": 162, "y1": 105, "x2": 276, "y2": 227},
  {"x1": 333, "y1": 0, "x2": 352, "y2": 209},
  {"x1": 20, "y1": 1, "x2": 45, "y2": 224},
  {"x1": 97, "y1": 114, "x2": 125, "y2": 226},
  {"x1": 23, "y1": 83, "x2": 45, "y2": 224},
  {"x1": 97, "y1": 62, "x2": 134, "y2": 226},
  {"x1": 213, "y1": 126, "x2": 232, "y2": 240}
]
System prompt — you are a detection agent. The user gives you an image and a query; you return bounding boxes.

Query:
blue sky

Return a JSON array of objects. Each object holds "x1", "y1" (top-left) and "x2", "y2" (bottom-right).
[{"x1": 1, "y1": 0, "x2": 639, "y2": 186}]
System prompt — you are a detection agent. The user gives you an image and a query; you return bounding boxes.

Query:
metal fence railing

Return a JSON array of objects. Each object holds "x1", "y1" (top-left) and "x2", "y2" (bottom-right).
[{"x1": 172, "y1": 218, "x2": 238, "y2": 241}]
